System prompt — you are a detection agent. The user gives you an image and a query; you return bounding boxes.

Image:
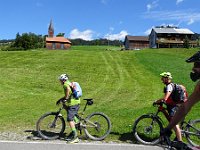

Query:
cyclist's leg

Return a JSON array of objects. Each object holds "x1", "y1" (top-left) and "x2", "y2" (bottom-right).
[
  {"x1": 173, "y1": 125, "x2": 182, "y2": 141},
  {"x1": 167, "y1": 105, "x2": 182, "y2": 141},
  {"x1": 66, "y1": 105, "x2": 80, "y2": 142}
]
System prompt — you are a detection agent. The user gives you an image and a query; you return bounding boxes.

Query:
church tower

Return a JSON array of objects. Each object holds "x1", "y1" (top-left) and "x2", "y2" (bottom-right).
[{"x1": 48, "y1": 19, "x2": 54, "y2": 37}]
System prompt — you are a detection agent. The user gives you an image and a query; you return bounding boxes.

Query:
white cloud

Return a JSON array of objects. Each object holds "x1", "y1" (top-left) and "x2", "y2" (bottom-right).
[
  {"x1": 109, "y1": 27, "x2": 114, "y2": 32},
  {"x1": 144, "y1": 28, "x2": 152, "y2": 35},
  {"x1": 146, "y1": 0, "x2": 159, "y2": 11},
  {"x1": 104, "y1": 30, "x2": 128, "y2": 40},
  {"x1": 69, "y1": 29, "x2": 94, "y2": 41},
  {"x1": 187, "y1": 18, "x2": 194, "y2": 25},
  {"x1": 143, "y1": 10, "x2": 200, "y2": 25},
  {"x1": 176, "y1": 0, "x2": 184, "y2": 5},
  {"x1": 146, "y1": 4, "x2": 152, "y2": 11}
]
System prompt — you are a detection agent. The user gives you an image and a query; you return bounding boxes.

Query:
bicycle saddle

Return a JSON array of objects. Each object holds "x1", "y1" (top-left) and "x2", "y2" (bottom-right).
[{"x1": 83, "y1": 98, "x2": 93, "y2": 101}]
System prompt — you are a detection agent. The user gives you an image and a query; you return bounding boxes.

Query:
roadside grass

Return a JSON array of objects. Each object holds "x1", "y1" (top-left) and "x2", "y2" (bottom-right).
[{"x1": 0, "y1": 46, "x2": 199, "y2": 143}]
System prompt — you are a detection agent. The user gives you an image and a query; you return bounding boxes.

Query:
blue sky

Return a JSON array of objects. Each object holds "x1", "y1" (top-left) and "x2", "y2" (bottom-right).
[{"x1": 0, "y1": 0, "x2": 200, "y2": 41}]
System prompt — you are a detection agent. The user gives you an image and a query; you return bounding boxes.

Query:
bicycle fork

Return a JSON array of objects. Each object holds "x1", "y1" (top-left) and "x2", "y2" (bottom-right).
[{"x1": 50, "y1": 110, "x2": 62, "y2": 128}]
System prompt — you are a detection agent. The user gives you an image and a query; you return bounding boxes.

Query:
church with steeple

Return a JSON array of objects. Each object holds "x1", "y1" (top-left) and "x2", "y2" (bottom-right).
[{"x1": 45, "y1": 19, "x2": 71, "y2": 50}]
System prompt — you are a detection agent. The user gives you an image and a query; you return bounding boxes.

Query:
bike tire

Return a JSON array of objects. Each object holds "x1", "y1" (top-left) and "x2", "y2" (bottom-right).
[
  {"x1": 185, "y1": 119, "x2": 200, "y2": 146},
  {"x1": 36, "y1": 112, "x2": 66, "y2": 140},
  {"x1": 83, "y1": 112, "x2": 111, "y2": 141},
  {"x1": 133, "y1": 114, "x2": 163, "y2": 145}
]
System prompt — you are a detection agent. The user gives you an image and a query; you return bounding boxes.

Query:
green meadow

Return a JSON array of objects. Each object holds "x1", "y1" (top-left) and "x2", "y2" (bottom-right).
[{"x1": 0, "y1": 46, "x2": 199, "y2": 142}]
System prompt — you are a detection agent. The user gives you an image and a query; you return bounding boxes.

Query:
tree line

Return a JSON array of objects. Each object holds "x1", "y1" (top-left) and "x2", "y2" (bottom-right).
[
  {"x1": 0, "y1": 32, "x2": 199, "y2": 51},
  {"x1": 0, "y1": 32, "x2": 123, "y2": 51}
]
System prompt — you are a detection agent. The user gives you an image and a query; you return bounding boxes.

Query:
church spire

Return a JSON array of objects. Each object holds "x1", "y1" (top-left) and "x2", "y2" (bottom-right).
[{"x1": 48, "y1": 19, "x2": 54, "y2": 37}]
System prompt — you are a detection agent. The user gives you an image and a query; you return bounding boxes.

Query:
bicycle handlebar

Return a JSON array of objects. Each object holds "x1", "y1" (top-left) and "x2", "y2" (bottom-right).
[{"x1": 153, "y1": 100, "x2": 167, "y2": 107}]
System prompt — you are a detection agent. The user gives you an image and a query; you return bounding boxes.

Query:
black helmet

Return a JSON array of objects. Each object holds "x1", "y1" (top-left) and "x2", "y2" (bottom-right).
[
  {"x1": 186, "y1": 51, "x2": 200, "y2": 63},
  {"x1": 186, "y1": 51, "x2": 200, "y2": 82}
]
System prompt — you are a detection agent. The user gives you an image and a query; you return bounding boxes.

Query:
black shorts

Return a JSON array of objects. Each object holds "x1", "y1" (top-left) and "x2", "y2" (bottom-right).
[
  {"x1": 167, "y1": 105, "x2": 178, "y2": 118},
  {"x1": 67, "y1": 105, "x2": 80, "y2": 121}
]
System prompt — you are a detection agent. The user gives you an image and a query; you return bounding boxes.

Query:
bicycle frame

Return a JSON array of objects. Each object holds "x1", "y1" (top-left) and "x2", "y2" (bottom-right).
[
  {"x1": 155, "y1": 102, "x2": 200, "y2": 147},
  {"x1": 133, "y1": 101, "x2": 200, "y2": 147},
  {"x1": 37, "y1": 98, "x2": 111, "y2": 141},
  {"x1": 57, "y1": 98, "x2": 93, "y2": 117},
  {"x1": 75, "y1": 99, "x2": 99, "y2": 129},
  {"x1": 155, "y1": 102, "x2": 171, "y2": 122},
  {"x1": 147, "y1": 102, "x2": 171, "y2": 127},
  {"x1": 59, "y1": 99, "x2": 98, "y2": 130},
  {"x1": 155, "y1": 103, "x2": 200, "y2": 136}
]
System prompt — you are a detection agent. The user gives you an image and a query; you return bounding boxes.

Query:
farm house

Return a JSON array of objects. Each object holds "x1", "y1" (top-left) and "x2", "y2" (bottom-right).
[
  {"x1": 149, "y1": 26, "x2": 195, "y2": 48},
  {"x1": 124, "y1": 35, "x2": 149, "y2": 50}
]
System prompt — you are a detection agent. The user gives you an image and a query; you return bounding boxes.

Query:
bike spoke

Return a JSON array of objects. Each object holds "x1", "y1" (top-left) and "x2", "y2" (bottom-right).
[
  {"x1": 37, "y1": 113, "x2": 65, "y2": 140},
  {"x1": 186, "y1": 119, "x2": 200, "y2": 146},
  {"x1": 133, "y1": 115, "x2": 162, "y2": 145},
  {"x1": 84, "y1": 113, "x2": 111, "y2": 140}
]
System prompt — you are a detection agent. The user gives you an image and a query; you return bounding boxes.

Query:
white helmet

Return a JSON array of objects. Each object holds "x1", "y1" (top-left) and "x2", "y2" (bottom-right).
[{"x1": 59, "y1": 74, "x2": 68, "y2": 81}]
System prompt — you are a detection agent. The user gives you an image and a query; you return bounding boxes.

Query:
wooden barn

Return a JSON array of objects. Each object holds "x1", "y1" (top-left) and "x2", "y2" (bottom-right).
[
  {"x1": 149, "y1": 26, "x2": 195, "y2": 48},
  {"x1": 124, "y1": 35, "x2": 149, "y2": 50},
  {"x1": 46, "y1": 20, "x2": 71, "y2": 50}
]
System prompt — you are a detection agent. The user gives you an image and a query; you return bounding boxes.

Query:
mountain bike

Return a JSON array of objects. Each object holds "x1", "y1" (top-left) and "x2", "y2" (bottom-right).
[
  {"x1": 36, "y1": 98, "x2": 112, "y2": 141},
  {"x1": 132, "y1": 101, "x2": 200, "y2": 146}
]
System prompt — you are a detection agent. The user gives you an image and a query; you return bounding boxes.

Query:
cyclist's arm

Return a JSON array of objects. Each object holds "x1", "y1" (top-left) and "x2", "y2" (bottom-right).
[
  {"x1": 64, "y1": 85, "x2": 71, "y2": 100},
  {"x1": 156, "y1": 91, "x2": 172, "y2": 103},
  {"x1": 163, "y1": 91, "x2": 172, "y2": 101},
  {"x1": 167, "y1": 81, "x2": 200, "y2": 129},
  {"x1": 162, "y1": 84, "x2": 173, "y2": 102}
]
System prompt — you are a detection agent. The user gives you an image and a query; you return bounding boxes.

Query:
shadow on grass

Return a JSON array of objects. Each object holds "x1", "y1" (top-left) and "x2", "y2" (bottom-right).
[
  {"x1": 109, "y1": 131, "x2": 138, "y2": 144},
  {"x1": 24, "y1": 130, "x2": 67, "y2": 140},
  {"x1": 24, "y1": 130, "x2": 138, "y2": 143},
  {"x1": 24, "y1": 130, "x2": 41, "y2": 140}
]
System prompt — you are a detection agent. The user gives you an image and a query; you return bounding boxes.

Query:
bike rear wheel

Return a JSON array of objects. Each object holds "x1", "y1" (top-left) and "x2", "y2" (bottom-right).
[
  {"x1": 36, "y1": 112, "x2": 66, "y2": 140},
  {"x1": 133, "y1": 114, "x2": 163, "y2": 145},
  {"x1": 185, "y1": 119, "x2": 200, "y2": 146},
  {"x1": 83, "y1": 112, "x2": 111, "y2": 141}
]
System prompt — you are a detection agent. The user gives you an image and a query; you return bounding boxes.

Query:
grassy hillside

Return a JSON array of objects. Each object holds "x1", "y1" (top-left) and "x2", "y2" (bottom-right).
[{"x1": 0, "y1": 46, "x2": 199, "y2": 142}]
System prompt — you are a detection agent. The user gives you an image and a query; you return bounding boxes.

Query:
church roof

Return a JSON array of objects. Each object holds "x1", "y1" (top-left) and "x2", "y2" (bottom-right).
[{"x1": 46, "y1": 37, "x2": 71, "y2": 43}]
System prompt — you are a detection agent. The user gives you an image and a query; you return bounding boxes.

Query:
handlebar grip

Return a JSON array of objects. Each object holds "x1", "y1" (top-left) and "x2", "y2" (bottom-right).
[{"x1": 153, "y1": 102, "x2": 157, "y2": 106}]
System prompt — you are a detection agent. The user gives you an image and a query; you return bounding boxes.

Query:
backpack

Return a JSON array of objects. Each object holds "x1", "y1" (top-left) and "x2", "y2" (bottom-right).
[
  {"x1": 70, "y1": 82, "x2": 82, "y2": 99},
  {"x1": 171, "y1": 83, "x2": 187, "y2": 103}
]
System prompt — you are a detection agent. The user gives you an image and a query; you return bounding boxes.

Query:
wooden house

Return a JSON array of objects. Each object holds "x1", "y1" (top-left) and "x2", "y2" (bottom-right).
[
  {"x1": 149, "y1": 26, "x2": 195, "y2": 48},
  {"x1": 124, "y1": 35, "x2": 149, "y2": 50},
  {"x1": 45, "y1": 20, "x2": 71, "y2": 50}
]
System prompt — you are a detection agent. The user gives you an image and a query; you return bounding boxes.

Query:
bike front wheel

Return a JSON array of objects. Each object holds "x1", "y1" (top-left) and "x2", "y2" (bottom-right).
[
  {"x1": 83, "y1": 112, "x2": 111, "y2": 141},
  {"x1": 133, "y1": 114, "x2": 163, "y2": 145},
  {"x1": 185, "y1": 119, "x2": 200, "y2": 146},
  {"x1": 36, "y1": 112, "x2": 66, "y2": 140}
]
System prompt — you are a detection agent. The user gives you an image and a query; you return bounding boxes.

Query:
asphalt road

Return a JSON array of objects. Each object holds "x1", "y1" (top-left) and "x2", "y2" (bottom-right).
[{"x1": 0, "y1": 141, "x2": 165, "y2": 150}]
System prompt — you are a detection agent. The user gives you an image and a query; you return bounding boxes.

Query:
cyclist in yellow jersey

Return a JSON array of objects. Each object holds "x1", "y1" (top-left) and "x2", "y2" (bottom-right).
[{"x1": 56, "y1": 74, "x2": 80, "y2": 143}]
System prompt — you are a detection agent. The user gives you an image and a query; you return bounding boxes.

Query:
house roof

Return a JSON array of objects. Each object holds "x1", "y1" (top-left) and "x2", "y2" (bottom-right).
[
  {"x1": 153, "y1": 27, "x2": 194, "y2": 34},
  {"x1": 126, "y1": 35, "x2": 149, "y2": 41},
  {"x1": 46, "y1": 37, "x2": 71, "y2": 43}
]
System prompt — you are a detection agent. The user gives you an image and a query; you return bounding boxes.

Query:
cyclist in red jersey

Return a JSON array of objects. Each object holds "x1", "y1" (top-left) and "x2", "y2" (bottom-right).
[
  {"x1": 155, "y1": 72, "x2": 186, "y2": 142},
  {"x1": 161, "y1": 51, "x2": 200, "y2": 149}
]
